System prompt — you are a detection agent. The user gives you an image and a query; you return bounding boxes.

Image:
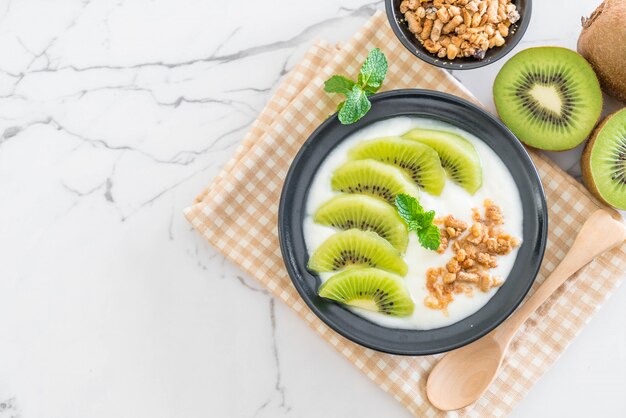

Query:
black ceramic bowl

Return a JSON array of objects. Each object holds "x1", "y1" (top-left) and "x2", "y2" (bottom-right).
[
  {"x1": 278, "y1": 90, "x2": 547, "y2": 355},
  {"x1": 384, "y1": 0, "x2": 532, "y2": 70}
]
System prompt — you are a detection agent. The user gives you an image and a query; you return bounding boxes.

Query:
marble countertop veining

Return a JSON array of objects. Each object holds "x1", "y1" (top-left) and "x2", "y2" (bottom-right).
[{"x1": 0, "y1": 1, "x2": 624, "y2": 417}]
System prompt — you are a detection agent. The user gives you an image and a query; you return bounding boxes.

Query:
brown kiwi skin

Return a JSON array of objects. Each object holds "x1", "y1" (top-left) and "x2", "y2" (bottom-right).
[
  {"x1": 577, "y1": 0, "x2": 626, "y2": 103},
  {"x1": 581, "y1": 112, "x2": 615, "y2": 207}
]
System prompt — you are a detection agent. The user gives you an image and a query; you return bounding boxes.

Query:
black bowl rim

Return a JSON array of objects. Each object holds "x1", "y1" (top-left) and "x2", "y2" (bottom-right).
[
  {"x1": 384, "y1": 0, "x2": 533, "y2": 70},
  {"x1": 278, "y1": 89, "x2": 548, "y2": 355}
]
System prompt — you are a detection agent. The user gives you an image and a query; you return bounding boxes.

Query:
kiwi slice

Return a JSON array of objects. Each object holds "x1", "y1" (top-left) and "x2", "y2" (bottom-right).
[
  {"x1": 314, "y1": 194, "x2": 409, "y2": 252},
  {"x1": 493, "y1": 47, "x2": 603, "y2": 151},
  {"x1": 331, "y1": 159, "x2": 420, "y2": 204},
  {"x1": 307, "y1": 229, "x2": 408, "y2": 275},
  {"x1": 582, "y1": 108, "x2": 626, "y2": 210},
  {"x1": 318, "y1": 268, "x2": 414, "y2": 316},
  {"x1": 402, "y1": 128, "x2": 482, "y2": 194},
  {"x1": 348, "y1": 137, "x2": 446, "y2": 195}
]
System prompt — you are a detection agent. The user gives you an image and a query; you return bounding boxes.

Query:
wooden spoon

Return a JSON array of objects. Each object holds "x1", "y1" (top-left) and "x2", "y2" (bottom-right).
[{"x1": 426, "y1": 209, "x2": 626, "y2": 411}]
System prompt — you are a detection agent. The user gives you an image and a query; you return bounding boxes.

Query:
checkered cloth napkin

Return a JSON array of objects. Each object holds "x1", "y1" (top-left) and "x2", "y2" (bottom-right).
[{"x1": 185, "y1": 12, "x2": 626, "y2": 417}]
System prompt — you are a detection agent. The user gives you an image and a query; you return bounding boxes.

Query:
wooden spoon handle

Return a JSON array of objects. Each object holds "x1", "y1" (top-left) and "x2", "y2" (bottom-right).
[{"x1": 495, "y1": 209, "x2": 626, "y2": 342}]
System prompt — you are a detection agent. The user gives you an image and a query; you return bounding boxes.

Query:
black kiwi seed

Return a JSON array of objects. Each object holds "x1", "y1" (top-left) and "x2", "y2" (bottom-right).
[
  {"x1": 341, "y1": 184, "x2": 393, "y2": 202},
  {"x1": 441, "y1": 160, "x2": 462, "y2": 182},
  {"x1": 332, "y1": 250, "x2": 375, "y2": 269},
  {"x1": 382, "y1": 156, "x2": 423, "y2": 187},
  {"x1": 318, "y1": 268, "x2": 415, "y2": 317},
  {"x1": 581, "y1": 109, "x2": 626, "y2": 209},
  {"x1": 611, "y1": 136, "x2": 626, "y2": 185},
  {"x1": 514, "y1": 69, "x2": 575, "y2": 126},
  {"x1": 347, "y1": 138, "x2": 448, "y2": 195},
  {"x1": 312, "y1": 194, "x2": 410, "y2": 253},
  {"x1": 494, "y1": 47, "x2": 604, "y2": 151}
]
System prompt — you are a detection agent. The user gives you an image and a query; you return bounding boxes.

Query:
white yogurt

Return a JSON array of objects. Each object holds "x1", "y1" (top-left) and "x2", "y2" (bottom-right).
[{"x1": 303, "y1": 117, "x2": 524, "y2": 330}]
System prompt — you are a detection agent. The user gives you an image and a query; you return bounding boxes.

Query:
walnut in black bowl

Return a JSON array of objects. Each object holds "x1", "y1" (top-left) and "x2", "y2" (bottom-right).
[{"x1": 385, "y1": 0, "x2": 532, "y2": 70}]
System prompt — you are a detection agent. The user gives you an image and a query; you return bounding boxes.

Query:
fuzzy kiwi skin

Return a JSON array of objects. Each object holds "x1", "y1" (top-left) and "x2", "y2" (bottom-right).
[
  {"x1": 577, "y1": 0, "x2": 626, "y2": 103},
  {"x1": 581, "y1": 112, "x2": 619, "y2": 207},
  {"x1": 581, "y1": 119, "x2": 607, "y2": 205}
]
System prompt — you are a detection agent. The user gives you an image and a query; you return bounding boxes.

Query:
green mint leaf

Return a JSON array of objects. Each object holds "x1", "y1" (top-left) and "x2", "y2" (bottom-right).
[
  {"x1": 362, "y1": 84, "x2": 379, "y2": 96},
  {"x1": 395, "y1": 194, "x2": 440, "y2": 251},
  {"x1": 338, "y1": 85, "x2": 371, "y2": 124},
  {"x1": 395, "y1": 194, "x2": 423, "y2": 224},
  {"x1": 417, "y1": 224, "x2": 441, "y2": 251},
  {"x1": 324, "y1": 75, "x2": 356, "y2": 94},
  {"x1": 407, "y1": 220, "x2": 421, "y2": 232},
  {"x1": 322, "y1": 48, "x2": 388, "y2": 124},
  {"x1": 358, "y1": 48, "x2": 388, "y2": 90},
  {"x1": 419, "y1": 210, "x2": 436, "y2": 227}
]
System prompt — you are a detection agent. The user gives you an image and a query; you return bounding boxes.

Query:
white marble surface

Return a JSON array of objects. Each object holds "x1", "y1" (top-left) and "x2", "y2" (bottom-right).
[{"x1": 0, "y1": 1, "x2": 624, "y2": 417}]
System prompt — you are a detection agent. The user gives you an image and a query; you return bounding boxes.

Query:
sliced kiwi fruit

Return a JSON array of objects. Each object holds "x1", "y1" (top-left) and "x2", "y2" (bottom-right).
[
  {"x1": 402, "y1": 128, "x2": 482, "y2": 194},
  {"x1": 318, "y1": 268, "x2": 414, "y2": 316},
  {"x1": 582, "y1": 108, "x2": 626, "y2": 210},
  {"x1": 331, "y1": 159, "x2": 420, "y2": 204},
  {"x1": 347, "y1": 137, "x2": 446, "y2": 195},
  {"x1": 493, "y1": 47, "x2": 603, "y2": 151},
  {"x1": 307, "y1": 229, "x2": 408, "y2": 276},
  {"x1": 314, "y1": 194, "x2": 409, "y2": 252}
]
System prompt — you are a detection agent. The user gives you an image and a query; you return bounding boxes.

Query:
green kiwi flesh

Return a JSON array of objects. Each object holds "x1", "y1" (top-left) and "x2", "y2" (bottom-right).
[
  {"x1": 582, "y1": 108, "x2": 626, "y2": 209},
  {"x1": 331, "y1": 159, "x2": 420, "y2": 204},
  {"x1": 314, "y1": 194, "x2": 409, "y2": 252},
  {"x1": 307, "y1": 229, "x2": 408, "y2": 275},
  {"x1": 401, "y1": 128, "x2": 482, "y2": 194},
  {"x1": 318, "y1": 268, "x2": 414, "y2": 316},
  {"x1": 493, "y1": 47, "x2": 603, "y2": 151},
  {"x1": 348, "y1": 136, "x2": 446, "y2": 195}
]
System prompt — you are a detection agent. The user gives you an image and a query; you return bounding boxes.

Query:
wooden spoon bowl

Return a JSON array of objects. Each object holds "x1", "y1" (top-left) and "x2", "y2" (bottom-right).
[{"x1": 427, "y1": 209, "x2": 626, "y2": 411}]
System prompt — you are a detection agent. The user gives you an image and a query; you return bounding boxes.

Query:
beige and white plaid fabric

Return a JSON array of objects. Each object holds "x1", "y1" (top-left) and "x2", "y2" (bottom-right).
[{"x1": 185, "y1": 12, "x2": 626, "y2": 417}]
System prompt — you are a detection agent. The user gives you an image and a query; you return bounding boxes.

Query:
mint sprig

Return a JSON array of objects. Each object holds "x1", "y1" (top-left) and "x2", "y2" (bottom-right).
[
  {"x1": 324, "y1": 48, "x2": 388, "y2": 124},
  {"x1": 395, "y1": 194, "x2": 441, "y2": 251},
  {"x1": 324, "y1": 75, "x2": 355, "y2": 94}
]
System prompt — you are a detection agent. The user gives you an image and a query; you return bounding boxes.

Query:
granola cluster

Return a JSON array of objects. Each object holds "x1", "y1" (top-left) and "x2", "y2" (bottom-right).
[
  {"x1": 399, "y1": 0, "x2": 520, "y2": 60},
  {"x1": 424, "y1": 200, "x2": 520, "y2": 312}
]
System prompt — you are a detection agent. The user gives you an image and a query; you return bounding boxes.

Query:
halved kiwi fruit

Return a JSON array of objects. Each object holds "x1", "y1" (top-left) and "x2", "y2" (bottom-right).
[
  {"x1": 314, "y1": 194, "x2": 409, "y2": 252},
  {"x1": 582, "y1": 108, "x2": 626, "y2": 210},
  {"x1": 318, "y1": 268, "x2": 414, "y2": 317},
  {"x1": 402, "y1": 128, "x2": 482, "y2": 194},
  {"x1": 348, "y1": 136, "x2": 446, "y2": 195},
  {"x1": 307, "y1": 229, "x2": 408, "y2": 276},
  {"x1": 493, "y1": 47, "x2": 603, "y2": 151},
  {"x1": 331, "y1": 159, "x2": 420, "y2": 204}
]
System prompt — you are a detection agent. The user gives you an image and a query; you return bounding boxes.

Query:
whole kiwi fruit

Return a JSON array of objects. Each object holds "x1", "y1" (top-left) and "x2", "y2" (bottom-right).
[{"x1": 577, "y1": 0, "x2": 626, "y2": 103}]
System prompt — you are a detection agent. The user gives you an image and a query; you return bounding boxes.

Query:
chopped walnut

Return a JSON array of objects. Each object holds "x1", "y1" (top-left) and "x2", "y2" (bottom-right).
[
  {"x1": 405, "y1": 12, "x2": 423, "y2": 34},
  {"x1": 423, "y1": 200, "x2": 521, "y2": 312},
  {"x1": 461, "y1": 258, "x2": 474, "y2": 269},
  {"x1": 484, "y1": 199, "x2": 504, "y2": 224},
  {"x1": 477, "y1": 252, "x2": 497, "y2": 268},
  {"x1": 421, "y1": 18, "x2": 434, "y2": 39},
  {"x1": 457, "y1": 271, "x2": 479, "y2": 283},
  {"x1": 479, "y1": 272, "x2": 493, "y2": 292},
  {"x1": 437, "y1": 233, "x2": 449, "y2": 254},
  {"x1": 446, "y1": 258, "x2": 461, "y2": 273},
  {"x1": 400, "y1": 0, "x2": 520, "y2": 60},
  {"x1": 470, "y1": 222, "x2": 482, "y2": 237},
  {"x1": 442, "y1": 215, "x2": 468, "y2": 241},
  {"x1": 456, "y1": 248, "x2": 467, "y2": 262},
  {"x1": 443, "y1": 272, "x2": 457, "y2": 284}
]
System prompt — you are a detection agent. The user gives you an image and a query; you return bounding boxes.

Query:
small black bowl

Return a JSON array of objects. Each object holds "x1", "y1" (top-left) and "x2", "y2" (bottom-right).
[
  {"x1": 384, "y1": 0, "x2": 532, "y2": 70},
  {"x1": 278, "y1": 90, "x2": 547, "y2": 355}
]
